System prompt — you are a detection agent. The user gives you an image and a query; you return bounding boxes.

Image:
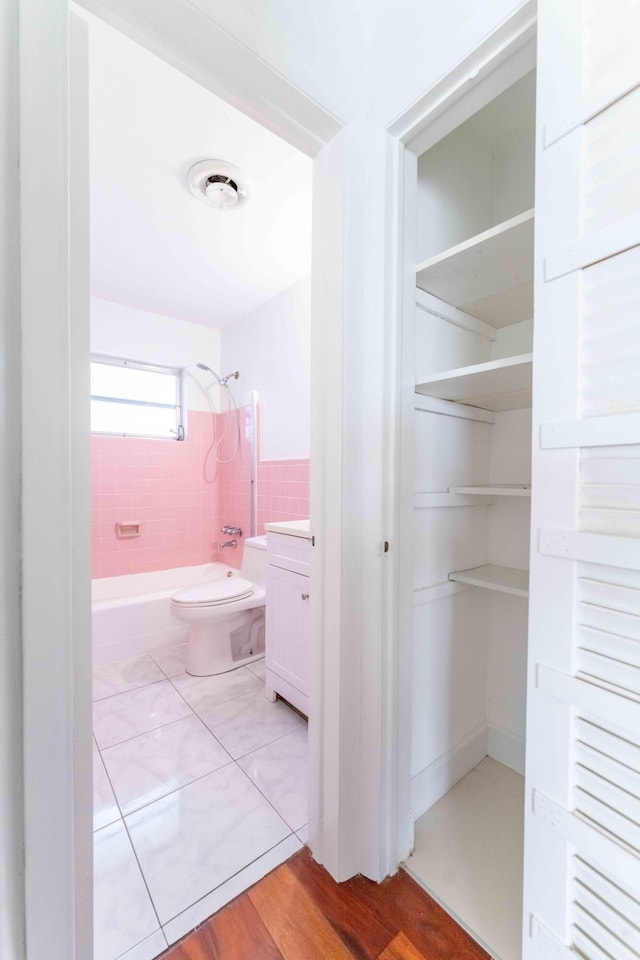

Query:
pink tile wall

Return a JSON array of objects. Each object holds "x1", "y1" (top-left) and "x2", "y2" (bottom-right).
[
  {"x1": 91, "y1": 410, "x2": 219, "y2": 578},
  {"x1": 257, "y1": 459, "x2": 310, "y2": 534},
  {"x1": 91, "y1": 404, "x2": 311, "y2": 578}
]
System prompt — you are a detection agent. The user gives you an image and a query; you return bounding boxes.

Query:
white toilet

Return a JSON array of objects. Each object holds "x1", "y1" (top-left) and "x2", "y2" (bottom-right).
[{"x1": 171, "y1": 535, "x2": 267, "y2": 676}]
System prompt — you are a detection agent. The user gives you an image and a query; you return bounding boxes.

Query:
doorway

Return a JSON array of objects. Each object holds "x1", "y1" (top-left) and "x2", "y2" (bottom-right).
[{"x1": 85, "y1": 13, "x2": 313, "y2": 957}]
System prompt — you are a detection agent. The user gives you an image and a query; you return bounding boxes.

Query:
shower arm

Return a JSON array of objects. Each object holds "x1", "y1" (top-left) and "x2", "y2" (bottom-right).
[{"x1": 196, "y1": 362, "x2": 239, "y2": 387}]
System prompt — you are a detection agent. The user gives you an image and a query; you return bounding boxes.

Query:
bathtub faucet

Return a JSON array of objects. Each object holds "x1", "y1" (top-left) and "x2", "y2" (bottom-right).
[{"x1": 220, "y1": 539, "x2": 237, "y2": 549}]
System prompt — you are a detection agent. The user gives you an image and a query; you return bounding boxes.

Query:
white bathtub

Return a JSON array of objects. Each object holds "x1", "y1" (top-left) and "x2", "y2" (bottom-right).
[{"x1": 92, "y1": 562, "x2": 235, "y2": 666}]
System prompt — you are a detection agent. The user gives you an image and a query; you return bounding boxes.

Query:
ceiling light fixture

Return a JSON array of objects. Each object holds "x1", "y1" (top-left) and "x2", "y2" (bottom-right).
[{"x1": 187, "y1": 159, "x2": 250, "y2": 211}]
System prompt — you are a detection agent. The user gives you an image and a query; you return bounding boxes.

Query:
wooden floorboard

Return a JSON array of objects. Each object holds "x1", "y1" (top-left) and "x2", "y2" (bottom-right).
[
  {"x1": 249, "y1": 863, "x2": 356, "y2": 960},
  {"x1": 377, "y1": 932, "x2": 430, "y2": 960},
  {"x1": 165, "y1": 894, "x2": 283, "y2": 960},
  {"x1": 161, "y1": 848, "x2": 490, "y2": 960},
  {"x1": 286, "y1": 846, "x2": 399, "y2": 959}
]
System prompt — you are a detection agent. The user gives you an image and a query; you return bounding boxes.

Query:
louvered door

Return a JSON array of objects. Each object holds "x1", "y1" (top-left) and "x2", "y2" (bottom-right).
[{"x1": 524, "y1": 1, "x2": 640, "y2": 957}]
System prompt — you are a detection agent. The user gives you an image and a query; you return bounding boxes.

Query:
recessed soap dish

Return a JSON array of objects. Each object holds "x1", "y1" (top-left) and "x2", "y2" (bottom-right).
[{"x1": 115, "y1": 522, "x2": 141, "y2": 539}]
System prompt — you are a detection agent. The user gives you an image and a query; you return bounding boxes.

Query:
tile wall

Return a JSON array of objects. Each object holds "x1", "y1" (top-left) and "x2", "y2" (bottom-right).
[
  {"x1": 257, "y1": 459, "x2": 311, "y2": 538},
  {"x1": 91, "y1": 411, "x2": 218, "y2": 579},
  {"x1": 92, "y1": 406, "x2": 310, "y2": 578}
]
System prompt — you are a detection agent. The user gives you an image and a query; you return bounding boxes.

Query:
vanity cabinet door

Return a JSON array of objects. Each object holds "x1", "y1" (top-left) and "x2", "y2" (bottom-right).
[{"x1": 266, "y1": 565, "x2": 310, "y2": 696}]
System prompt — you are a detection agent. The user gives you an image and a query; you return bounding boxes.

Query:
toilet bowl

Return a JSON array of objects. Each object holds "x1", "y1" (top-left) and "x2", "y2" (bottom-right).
[{"x1": 171, "y1": 535, "x2": 267, "y2": 676}]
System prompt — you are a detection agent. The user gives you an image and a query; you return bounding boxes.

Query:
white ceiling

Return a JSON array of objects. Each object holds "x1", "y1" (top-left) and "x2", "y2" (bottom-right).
[{"x1": 88, "y1": 17, "x2": 312, "y2": 329}]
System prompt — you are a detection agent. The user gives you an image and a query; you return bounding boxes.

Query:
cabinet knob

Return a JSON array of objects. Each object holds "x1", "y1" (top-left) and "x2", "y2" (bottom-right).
[{"x1": 301, "y1": 593, "x2": 310, "y2": 600}]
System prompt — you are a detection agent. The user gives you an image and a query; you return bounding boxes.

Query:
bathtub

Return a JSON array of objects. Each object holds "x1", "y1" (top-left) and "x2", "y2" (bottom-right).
[{"x1": 92, "y1": 562, "x2": 235, "y2": 666}]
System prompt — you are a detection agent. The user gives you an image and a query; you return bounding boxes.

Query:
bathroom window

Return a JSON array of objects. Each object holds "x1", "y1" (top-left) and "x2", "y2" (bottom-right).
[{"x1": 90, "y1": 356, "x2": 185, "y2": 440}]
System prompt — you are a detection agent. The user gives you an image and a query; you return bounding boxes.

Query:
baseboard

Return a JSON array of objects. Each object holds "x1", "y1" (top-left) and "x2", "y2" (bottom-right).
[
  {"x1": 488, "y1": 725, "x2": 525, "y2": 775},
  {"x1": 410, "y1": 723, "x2": 488, "y2": 822}
]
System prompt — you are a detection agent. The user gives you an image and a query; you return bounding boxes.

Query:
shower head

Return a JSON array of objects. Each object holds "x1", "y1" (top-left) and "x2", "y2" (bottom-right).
[
  {"x1": 196, "y1": 362, "x2": 239, "y2": 387},
  {"x1": 196, "y1": 361, "x2": 220, "y2": 379}
]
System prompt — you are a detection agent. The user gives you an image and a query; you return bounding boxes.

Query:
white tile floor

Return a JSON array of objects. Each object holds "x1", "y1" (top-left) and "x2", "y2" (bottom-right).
[
  {"x1": 93, "y1": 647, "x2": 308, "y2": 960},
  {"x1": 404, "y1": 757, "x2": 525, "y2": 960}
]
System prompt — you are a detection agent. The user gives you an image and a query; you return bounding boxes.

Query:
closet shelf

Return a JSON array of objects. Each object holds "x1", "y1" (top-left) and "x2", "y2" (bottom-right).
[
  {"x1": 415, "y1": 209, "x2": 534, "y2": 327},
  {"x1": 415, "y1": 353, "x2": 533, "y2": 412},
  {"x1": 449, "y1": 484, "x2": 531, "y2": 497},
  {"x1": 448, "y1": 564, "x2": 529, "y2": 598}
]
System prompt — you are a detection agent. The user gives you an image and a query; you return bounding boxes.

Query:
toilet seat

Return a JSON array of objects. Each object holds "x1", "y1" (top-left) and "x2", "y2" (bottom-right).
[{"x1": 172, "y1": 577, "x2": 254, "y2": 608}]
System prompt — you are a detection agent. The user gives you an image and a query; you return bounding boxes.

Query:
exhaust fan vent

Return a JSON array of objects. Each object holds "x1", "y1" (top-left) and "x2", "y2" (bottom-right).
[{"x1": 187, "y1": 160, "x2": 250, "y2": 211}]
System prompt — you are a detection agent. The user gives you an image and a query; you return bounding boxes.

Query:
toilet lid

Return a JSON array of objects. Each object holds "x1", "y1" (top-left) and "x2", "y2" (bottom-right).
[{"x1": 172, "y1": 577, "x2": 254, "y2": 606}]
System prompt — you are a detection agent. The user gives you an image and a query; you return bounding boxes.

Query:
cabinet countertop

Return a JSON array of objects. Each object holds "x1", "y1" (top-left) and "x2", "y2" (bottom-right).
[{"x1": 264, "y1": 519, "x2": 312, "y2": 540}]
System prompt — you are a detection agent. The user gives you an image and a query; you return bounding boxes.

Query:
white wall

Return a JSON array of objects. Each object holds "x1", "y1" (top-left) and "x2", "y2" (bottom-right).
[
  {"x1": 0, "y1": 0, "x2": 24, "y2": 955},
  {"x1": 369, "y1": 0, "x2": 530, "y2": 126},
  {"x1": 184, "y1": 0, "x2": 371, "y2": 122},
  {"x1": 417, "y1": 125, "x2": 494, "y2": 262},
  {"x1": 411, "y1": 591, "x2": 488, "y2": 777},
  {"x1": 221, "y1": 276, "x2": 311, "y2": 460},
  {"x1": 416, "y1": 69, "x2": 536, "y2": 262},
  {"x1": 90, "y1": 297, "x2": 222, "y2": 413}
]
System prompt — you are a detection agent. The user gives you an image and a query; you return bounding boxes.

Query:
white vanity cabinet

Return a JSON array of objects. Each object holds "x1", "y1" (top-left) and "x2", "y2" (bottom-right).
[{"x1": 264, "y1": 525, "x2": 311, "y2": 716}]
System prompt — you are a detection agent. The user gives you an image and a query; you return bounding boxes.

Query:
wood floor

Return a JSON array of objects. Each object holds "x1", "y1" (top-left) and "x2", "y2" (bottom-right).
[{"x1": 161, "y1": 848, "x2": 489, "y2": 960}]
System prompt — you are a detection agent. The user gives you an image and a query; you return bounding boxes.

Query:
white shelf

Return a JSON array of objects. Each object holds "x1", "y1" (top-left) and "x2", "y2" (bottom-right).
[
  {"x1": 415, "y1": 353, "x2": 533, "y2": 412},
  {"x1": 415, "y1": 209, "x2": 534, "y2": 328},
  {"x1": 448, "y1": 564, "x2": 529, "y2": 598},
  {"x1": 449, "y1": 484, "x2": 531, "y2": 497}
]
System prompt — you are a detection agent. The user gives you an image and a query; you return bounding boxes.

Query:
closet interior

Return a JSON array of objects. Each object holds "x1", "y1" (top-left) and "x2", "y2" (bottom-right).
[{"x1": 404, "y1": 70, "x2": 536, "y2": 960}]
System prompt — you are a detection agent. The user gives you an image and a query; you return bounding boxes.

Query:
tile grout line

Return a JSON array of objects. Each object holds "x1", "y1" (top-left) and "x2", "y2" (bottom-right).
[
  {"x1": 231, "y1": 724, "x2": 309, "y2": 832},
  {"x1": 244, "y1": 657, "x2": 266, "y2": 681},
  {"x1": 95, "y1": 678, "x2": 305, "y2": 819},
  {"x1": 158, "y1": 833, "x2": 300, "y2": 935},
  {"x1": 93, "y1": 658, "x2": 212, "y2": 938},
  {"x1": 99, "y1": 680, "x2": 300, "y2": 818},
  {"x1": 165, "y1": 667, "x2": 305, "y2": 761},
  {"x1": 98, "y1": 661, "x2": 236, "y2": 820},
  {"x1": 148, "y1": 650, "x2": 184, "y2": 680},
  {"x1": 232, "y1": 755, "x2": 301, "y2": 836},
  {"x1": 118, "y1": 752, "x2": 235, "y2": 821},
  {"x1": 92, "y1": 750, "x2": 122, "y2": 834},
  {"x1": 92, "y1": 656, "x2": 307, "y2": 948},
  {"x1": 230, "y1": 719, "x2": 308, "y2": 762},
  {"x1": 94, "y1": 705, "x2": 197, "y2": 753},
  {"x1": 107, "y1": 726, "x2": 170, "y2": 937},
  {"x1": 165, "y1": 666, "x2": 306, "y2": 831},
  {"x1": 99, "y1": 710, "x2": 227, "y2": 764},
  {"x1": 121, "y1": 812, "x2": 167, "y2": 936},
  {"x1": 96, "y1": 744, "x2": 166, "y2": 936},
  {"x1": 164, "y1": 670, "x2": 242, "y2": 760},
  {"x1": 92, "y1": 666, "x2": 169, "y2": 704},
  {"x1": 119, "y1": 761, "x2": 298, "y2": 938},
  {"x1": 112, "y1": 926, "x2": 167, "y2": 960},
  {"x1": 166, "y1": 668, "x2": 267, "y2": 717}
]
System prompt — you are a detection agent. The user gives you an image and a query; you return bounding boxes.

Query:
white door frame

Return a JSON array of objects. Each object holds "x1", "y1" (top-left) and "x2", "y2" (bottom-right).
[
  {"x1": 384, "y1": 0, "x2": 537, "y2": 864},
  {"x1": 19, "y1": 0, "x2": 401, "y2": 956}
]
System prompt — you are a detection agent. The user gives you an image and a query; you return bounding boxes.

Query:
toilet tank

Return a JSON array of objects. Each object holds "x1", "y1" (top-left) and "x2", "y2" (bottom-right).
[{"x1": 240, "y1": 536, "x2": 267, "y2": 586}]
